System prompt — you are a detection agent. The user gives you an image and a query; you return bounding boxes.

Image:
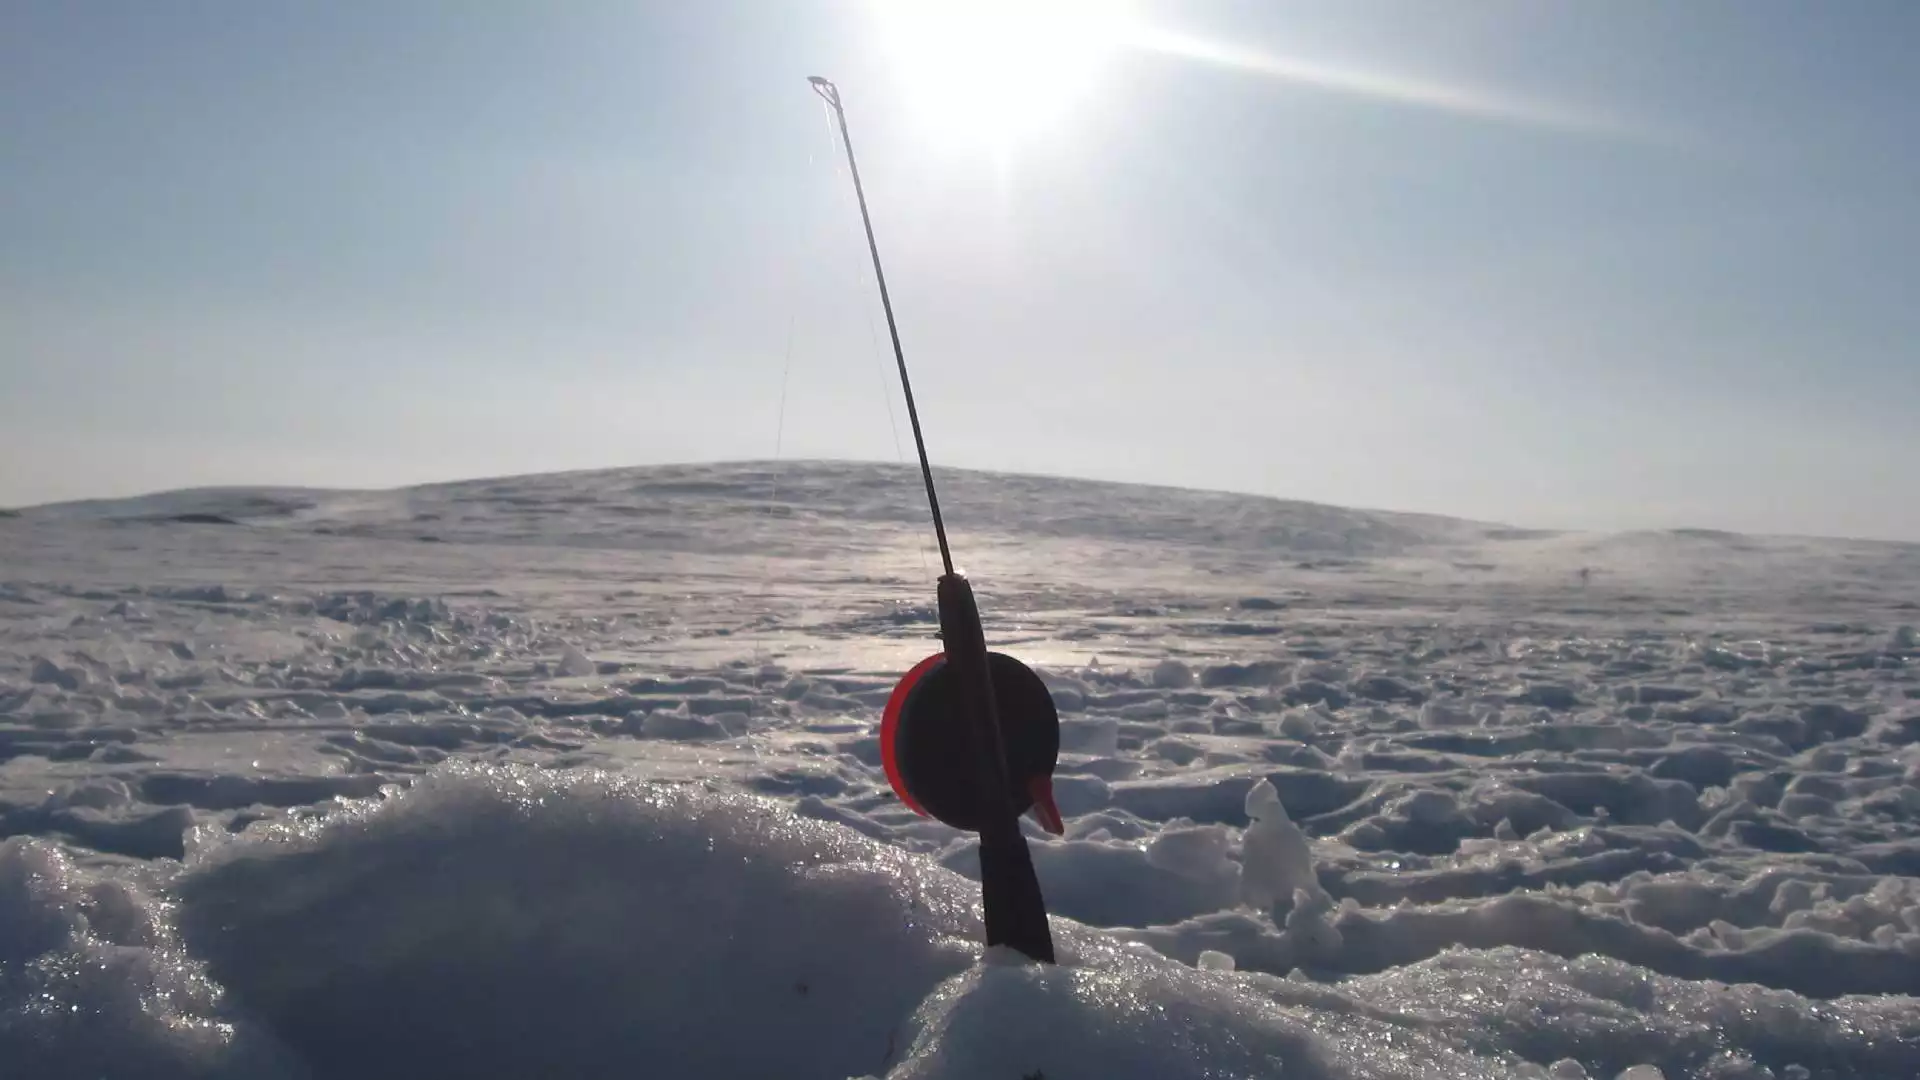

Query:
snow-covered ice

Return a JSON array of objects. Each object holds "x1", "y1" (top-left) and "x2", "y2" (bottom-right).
[{"x1": 3, "y1": 460, "x2": 1918, "y2": 1078}]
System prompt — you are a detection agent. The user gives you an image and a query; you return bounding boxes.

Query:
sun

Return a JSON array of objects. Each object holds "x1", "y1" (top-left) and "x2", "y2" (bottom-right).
[{"x1": 870, "y1": 0, "x2": 1132, "y2": 156}]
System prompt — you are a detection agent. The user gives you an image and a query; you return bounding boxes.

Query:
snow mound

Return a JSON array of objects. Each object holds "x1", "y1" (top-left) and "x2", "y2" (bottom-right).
[{"x1": 6, "y1": 763, "x2": 1915, "y2": 1079}]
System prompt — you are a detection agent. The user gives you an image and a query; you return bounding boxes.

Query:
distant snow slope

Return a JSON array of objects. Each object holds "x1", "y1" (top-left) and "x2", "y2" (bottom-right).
[
  {"x1": 3, "y1": 461, "x2": 1918, "y2": 1079},
  {"x1": 13, "y1": 459, "x2": 1497, "y2": 556}
]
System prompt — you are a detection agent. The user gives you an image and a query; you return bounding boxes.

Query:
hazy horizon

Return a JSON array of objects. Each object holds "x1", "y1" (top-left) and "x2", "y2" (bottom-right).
[
  {"x1": 12, "y1": 455, "x2": 1920, "y2": 548},
  {"x1": 6, "y1": 1, "x2": 1915, "y2": 540}
]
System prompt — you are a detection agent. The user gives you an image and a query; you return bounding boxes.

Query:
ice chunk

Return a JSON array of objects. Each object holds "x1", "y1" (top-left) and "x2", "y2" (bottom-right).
[
  {"x1": 1283, "y1": 886, "x2": 1344, "y2": 962},
  {"x1": 1060, "y1": 718, "x2": 1120, "y2": 755},
  {"x1": 1197, "y1": 949, "x2": 1236, "y2": 972},
  {"x1": 1151, "y1": 659, "x2": 1194, "y2": 689},
  {"x1": 1239, "y1": 778, "x2": 1323, "y2": 911},
  {"x1": 30, "y1": 656, "x2": 84, "y2": 691},
  {"x1": 558, "y1": 645, "x2": 596, "y2": 677},
  {"x1": 948, "y1": 834, "x2": 1239, "y2": 928},
  {"x1": 1278, "y1": 707, "x2": 1322, "y2": 739},
  {"x1": 637, "y1": 706, "x2": 728, "y2": 740},
  {"x1": 1146, "y1": 825, "x2": 1239, "y2": 886},
  {"x1": 1419, "y1": 697, "x2": 1475, "y2": 728}
]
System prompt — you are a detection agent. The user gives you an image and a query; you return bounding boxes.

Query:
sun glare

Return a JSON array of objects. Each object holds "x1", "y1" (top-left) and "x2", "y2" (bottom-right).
[
  {"x1": 871, "y1": 0, "x2": 1131, "y2": 156},
  {"x1": 868, "y1": 4, "x2": 1649, "y2": 156}
]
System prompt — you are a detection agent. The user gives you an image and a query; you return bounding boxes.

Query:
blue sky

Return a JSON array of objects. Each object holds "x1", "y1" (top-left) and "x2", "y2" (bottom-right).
[{"x1": 4, "y1": 1, "x2": 1915, "y2": 540}]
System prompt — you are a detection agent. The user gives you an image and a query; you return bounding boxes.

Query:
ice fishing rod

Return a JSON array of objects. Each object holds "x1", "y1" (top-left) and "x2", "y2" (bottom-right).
[
  {"x1": 808, "y1": 76, "x2": 954, "y2": 579},
  {"x1": 809, "y1": 75, "x2": 1060, "y2": 965}
]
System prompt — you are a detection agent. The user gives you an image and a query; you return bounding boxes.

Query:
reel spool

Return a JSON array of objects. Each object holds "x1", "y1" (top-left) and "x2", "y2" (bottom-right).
[{"x1": 881, "y1": 651, "x2": 1064, "y2": 835}]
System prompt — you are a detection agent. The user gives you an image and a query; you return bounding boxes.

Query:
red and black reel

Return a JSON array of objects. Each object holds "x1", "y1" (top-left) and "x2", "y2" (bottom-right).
[{"x1": 881, "y1": 650, "x2": 1064, "y2": 835}]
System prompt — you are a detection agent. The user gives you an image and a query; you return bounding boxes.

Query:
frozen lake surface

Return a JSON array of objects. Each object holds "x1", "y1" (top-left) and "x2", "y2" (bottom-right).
[{"x1": 3, "y1": 461, "x2": 1918, "y2": 1078}]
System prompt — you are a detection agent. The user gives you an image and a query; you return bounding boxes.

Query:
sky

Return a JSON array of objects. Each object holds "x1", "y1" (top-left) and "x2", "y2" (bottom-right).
[{"x1": 4, "y1": 0, "x2": 1916, "y2": 540}]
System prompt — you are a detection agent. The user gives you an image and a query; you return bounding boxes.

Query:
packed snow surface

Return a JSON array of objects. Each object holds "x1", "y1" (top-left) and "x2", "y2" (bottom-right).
[{"x1": 3, "y1": 460, "x2": 1919, "y2": 1078}]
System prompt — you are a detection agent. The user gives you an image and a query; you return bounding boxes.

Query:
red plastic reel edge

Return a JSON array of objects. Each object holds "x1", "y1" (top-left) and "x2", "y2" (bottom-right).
[{"x1": 880, "y1": 651, "x2": 946, "y2": 817}]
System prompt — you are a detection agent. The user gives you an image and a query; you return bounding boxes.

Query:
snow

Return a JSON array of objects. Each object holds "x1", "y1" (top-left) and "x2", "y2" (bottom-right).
[
  {"x1": 1240, "y1": 776, "x2": 1326, "y2": 910},
  {"x1": 3, "y1": 459, "x2": 1919, "y2": 1078}
]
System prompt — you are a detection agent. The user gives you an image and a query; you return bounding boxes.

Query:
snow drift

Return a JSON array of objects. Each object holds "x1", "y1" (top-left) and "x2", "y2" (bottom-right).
[{"x1": 5, "y1": 763, "x2": 1916, "y2": 1079}]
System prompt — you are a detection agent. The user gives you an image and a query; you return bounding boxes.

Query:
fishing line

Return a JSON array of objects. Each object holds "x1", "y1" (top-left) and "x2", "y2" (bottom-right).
[
  {"x1": 750, "y1": 102, "x2": 832, "y2": 712},
  {"x1": 770, "y1": 314, "x2": 796, "y2": 476},
  {"x1": 752, "y1": 311, "x2": 797, "y2": 691},
  {"x1": 816, "y1": 99, "x2": 911, "y2": 463},
  {"x1": 815, "y1": 95, "x2": 933, "y2": 585}
]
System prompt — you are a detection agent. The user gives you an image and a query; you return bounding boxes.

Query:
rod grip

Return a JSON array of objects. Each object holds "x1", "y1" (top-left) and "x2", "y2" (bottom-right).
[{"x1": 937, "y1": 573, "x2": 1054, "y2": 963}]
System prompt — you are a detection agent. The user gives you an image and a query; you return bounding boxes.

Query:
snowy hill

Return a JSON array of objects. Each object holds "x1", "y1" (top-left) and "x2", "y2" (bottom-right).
[
  {"x1": 19, "y1": 460, "x2": 1917, "y2": 557},
  {"x1": 16, "y1": 460, "x2": 1917, "y2": 628},
  {"x1": 14, "y1": 459, "x2": 1497, "y2": 554},
  {"x1": 3, "y1": 461, "x2": 1919, "y2": 1078}
]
